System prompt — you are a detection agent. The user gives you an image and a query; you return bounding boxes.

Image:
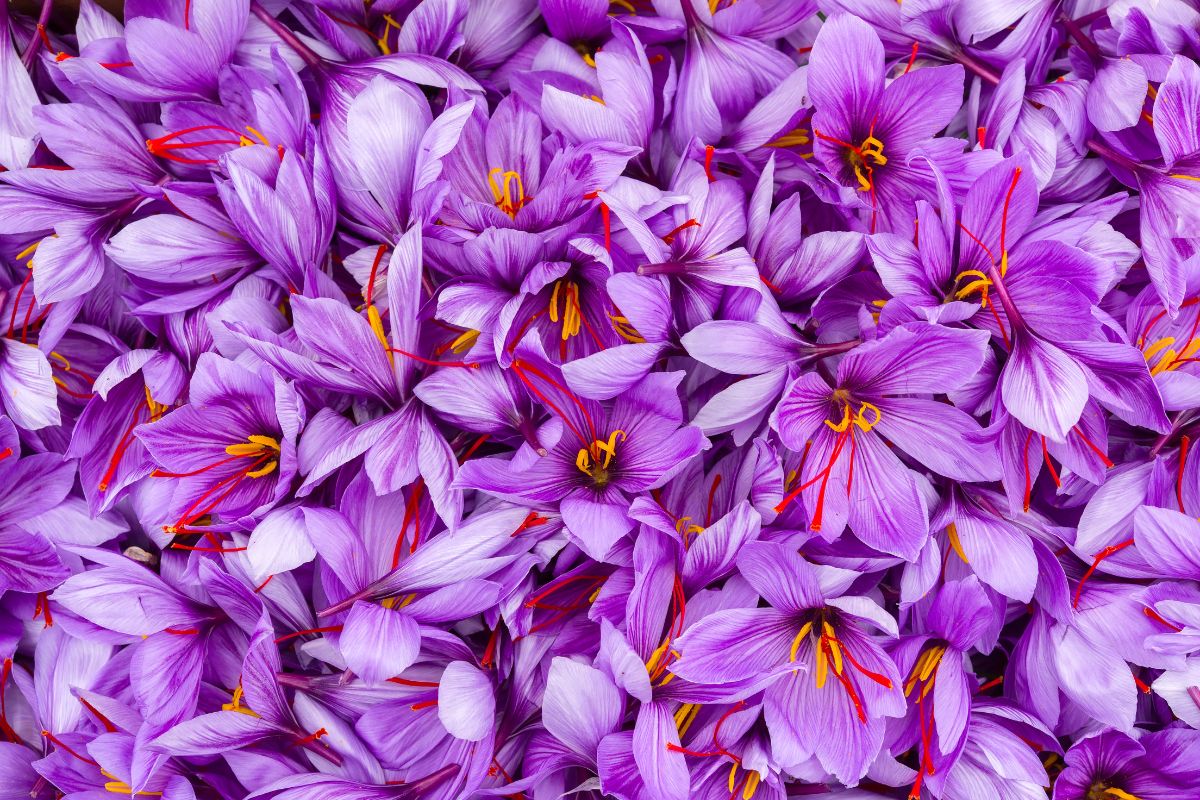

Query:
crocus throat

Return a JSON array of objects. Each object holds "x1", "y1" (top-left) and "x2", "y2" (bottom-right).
[
  {"x1": 488, "y1": 167, "x2": 530, "y2": 218},
  {"x1": 790, "y1": 615, "x2": 893, "y2": 724},
  {"x1": 576, "y1": 429, "x2": 626, "y2": 487},
  {"x1": 1088, "y1": 786, "x2": 1143, "y2": 800},
  {"x1": 775, "y1": 393, "x2": 882, "y2": 529}
]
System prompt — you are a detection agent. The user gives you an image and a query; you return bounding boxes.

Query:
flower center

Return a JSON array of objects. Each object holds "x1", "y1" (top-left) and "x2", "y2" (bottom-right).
[
  {"x1": 847, "y1": 134, "x2": 887, "y2": 191},
  {"x1": 790, "y1": 616, "x2": 893, "y2": 725},
  {"x1": 488, "y1": 167, "x2": 530, "y2": 218},
  {"x1": 575, "y1": 430, "x2": 626, "y2": 487},
  {"x1": 1087, "y1": 785, "x2": 1143, "y2": 800},
  {"x1": 225, "y1": 434, "x2": 282, "y2": 478}
]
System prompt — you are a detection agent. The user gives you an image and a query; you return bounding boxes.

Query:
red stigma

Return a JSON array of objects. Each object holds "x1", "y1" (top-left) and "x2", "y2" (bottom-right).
[
  {"x1": 146, "y1": 124, "x2": 254, "y2": 165},
  {"x1": 1073, "y1": 539, "x2": 1134, "y2": 608}
]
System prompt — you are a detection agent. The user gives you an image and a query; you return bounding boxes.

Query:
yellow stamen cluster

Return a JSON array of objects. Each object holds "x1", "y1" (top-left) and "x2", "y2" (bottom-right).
[
  {"x1": 851, "y1": 135, "x2": 887, "y2": 192},
  {"x1": 1145, "y1": 335, "x2": 1200, "y2": 376},
  {"x1": 825, "y1": 400, "x2": 882, "y2": 433},
  {"x1": 226, "y1": 434, "x2": 281, "y2": 478},
  {"x1": 576, "y1": 430, "x2": 626, "y2": 486},
  {"x1": 953, "y1": 269, "x2": 994, "y2": 305},
  {"x1": 488, "y1": 167, "x2": 527, "y2": 218},
  {"x1": 728, "y1": 764, "x2": 761, "y2": 799},
  {"x1": 904, "y1": 644, "x2": 946, "y2": 699},
  {"x1": 144, "y1": 385, "x2": 169, "y2": 420},
  {"x1": 645, "y1": 639, "x2": 680, "y2": 686},
  {"x1": 608, "y1": 311, "x2": 645, "y2": 343},
  {"x1": 549, "y1": 281, "x2": 583, "y2": 341},
  {"x1": 674, "y1": 702, "x2": 701, "y2": 736},
  {"x1": 674, "y1": 515, "x2": 705, "y2": 547},
  {"x1": 220, "y1": 684, "x2": 260, "y2": 717}
]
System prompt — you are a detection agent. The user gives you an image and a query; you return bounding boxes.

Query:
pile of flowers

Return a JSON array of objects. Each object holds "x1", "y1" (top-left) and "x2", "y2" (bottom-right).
[{"x1": 2, "y1": 0, "x2": 1200, "y2": 797}]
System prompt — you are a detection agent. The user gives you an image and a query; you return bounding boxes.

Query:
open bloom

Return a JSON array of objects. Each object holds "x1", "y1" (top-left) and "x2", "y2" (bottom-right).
[
  {"x1": 808, "y1": 14, "x2": 967, "y2": 233},
  {"x1": 135, "y1": 354, "x2": 302, "y2": 539},
  {"x1": 671, "y1": 541, "x2": 904, "y2": 784},
  {"x1": 458, "y1": 350, "x2": 706, "y2": 560},
  {"x1": 772, "y1": 322, "x2": 997, "y2": 560}
]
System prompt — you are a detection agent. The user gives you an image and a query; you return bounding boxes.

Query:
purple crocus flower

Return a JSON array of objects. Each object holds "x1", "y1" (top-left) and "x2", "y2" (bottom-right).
[
  {"x1": 671, "y1": 541, "x2": 904, "y2": 784},
  {"x1": 1053, "y1": 728, "x2": 1200, "y2": 800},
  {"x1": 458, "y1": 348, "x2": 706, "y2": 560},
  {"x1": 135, "y1": 353, "x2": 303, "y2": 540},
  {"x1": 807, "y1": 14, "x2": 967, "y2": 233},
  {"x1": 772, "y1": 322, "x2": 996, "y2": 560}
]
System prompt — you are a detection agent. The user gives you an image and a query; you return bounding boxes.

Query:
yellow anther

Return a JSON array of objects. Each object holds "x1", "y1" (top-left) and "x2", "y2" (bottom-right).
[
  {"x1": 226, "y1": 435, "x2": 280, "y2": 458},
  {"x1": 246, "y1": 461, "x2": 278, "y2": 479},
  {"x1": 49, "y1": 351, "x2": 70, "y2": 369},
  {"x1": 728, "y1": 763, "x2": 739, "y2": 793},
  {"x1": 674, "y1": 702, "x2": 701, "y2": 736},
  {"x1": 825, "y1": 404, "x2": 853, "y2": 432},
  {"x1": 587, "y1": 94, "x2": 606, "y2": 105},
  {"x1": 853, "y1": 164, "x2": 874, "y2": 192},
  {"x1": 646, "y1": 639, "x2": 671, "y2": 674},
  {"x1": 377, "y1": 14, "x2": 401, "y2": 55},
  {"x1": 549, "y1": 281, "x2": 583, "y2": 341},
  {"x1": 450, "y1": 329, "x2": 481, "y2": 354},
  {"x1": 1104, "y1": 787, "x2": 1142, "y2": 800},
  {"x1": 221, "y1": 685, "x2": 260, "y2": 717},
  {"x1": 608, "y1": 312, "x2": 645, "y2": 343},
  {"x1": 828, "y1": 637, "x2": 844, "y2": 675},
  {"x1": 592, "y1": 430, "x2": 625, "y2": 468},
  {"x1": 104, "y1": 781, "x2": 164, "y2": 796},
  {"x1": 853, "y1": 402, "x2": 882, "y2": 432},
  {"x1": 742, "y1": 770, "x2": 760, "y2": 799},
  {"x1": 610, "y1": 0, "x2": 637, "y2": 11},
  {"x1": 1171, "y1": 174, "x2": 1200, "y2": 182},
  {"x1": 767, "y1": 127, "x2": 810, "y2": 149},
  {"x1": 1144, "y1": 336, "x2": 1175, "y2": 362},
  {"x1": 15, "y1": 241, "x2": 39, "y2": 261},
  {"x1": 144, "y1": 385, "x2": 168, "y2": 419},
  {"x1": 919, "y1": 646, "x2": 944, "y2": 682},
  {"x1": 946, "y1": 523, "x2": 969, "y2": 563},
  {"x1": 815, "y1": 641, "x2": 829, "y2": 688},
  {"x1": 576, "y1": 448, "x2": 593, "y2": 474},
  {"x1": 244, "y1": 126, "x2": 270, "y2": 146},
  {"x1": 860, "y1": 135, "x2": 887, "y2": 165},
  {"x1": 367, "y1": 304, "x2": 393, "y2": 366},
  {"x1": 789, "y1": 621, "x2": 813, "y2": 662}
]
